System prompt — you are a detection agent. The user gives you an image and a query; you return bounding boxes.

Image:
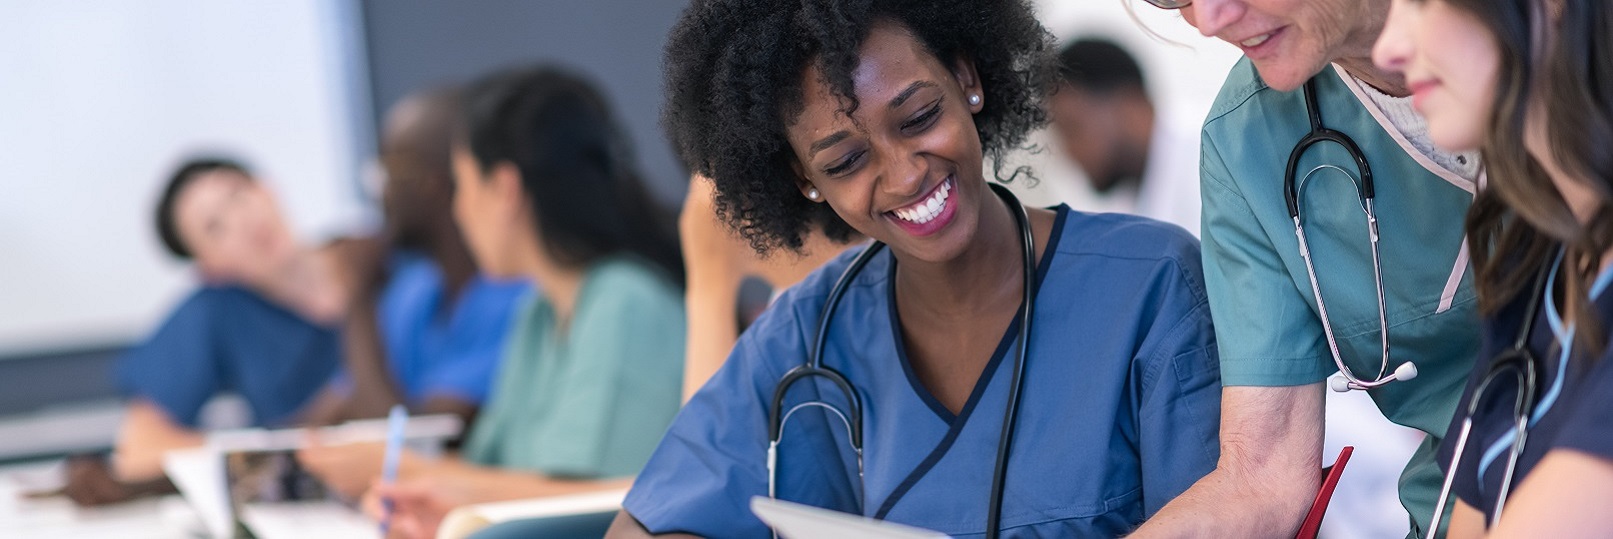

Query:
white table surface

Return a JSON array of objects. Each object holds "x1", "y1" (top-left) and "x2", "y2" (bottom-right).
[{"x1": 0, "y1": 460, "x2": 204, "y2": 538}]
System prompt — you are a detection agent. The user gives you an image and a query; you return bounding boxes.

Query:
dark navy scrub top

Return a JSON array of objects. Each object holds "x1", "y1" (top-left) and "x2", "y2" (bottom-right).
[
  {"x1": 624, "y1": 206, "x2": 1222, "y2": 537},
  {"x1": 1440, "y1": 254, "x2": 1613, "y2": 522},
  {"x1": 116, "y1": 286, "x2": 341, "y2": 428}
]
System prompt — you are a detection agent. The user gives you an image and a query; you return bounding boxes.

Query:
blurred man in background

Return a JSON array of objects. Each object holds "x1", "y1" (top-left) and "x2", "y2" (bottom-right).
[
  {"x1": 298, "y1": 87, "x2": 529, "y2": 497},
  {"x1": 1047, "y1": 38, "x2": 1200, "y2": 236}
]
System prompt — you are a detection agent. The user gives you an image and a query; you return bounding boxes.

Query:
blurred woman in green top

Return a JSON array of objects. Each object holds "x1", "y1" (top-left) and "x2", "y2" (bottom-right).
[{"x1": 366, "y1": 65, "x2": 687, "y2": 539}]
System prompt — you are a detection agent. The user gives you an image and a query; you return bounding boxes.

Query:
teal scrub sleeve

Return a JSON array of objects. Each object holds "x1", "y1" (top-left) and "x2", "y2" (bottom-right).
[
  {"x1": 1134, "y1": 283, "x2": 1221, "y2": 516},
  {"x1": 526, "y1": 270, "x2": 685, "y2": 479},
  {"x1": 1199, "y1": 133, "x2": 1334, "y2": 386}
]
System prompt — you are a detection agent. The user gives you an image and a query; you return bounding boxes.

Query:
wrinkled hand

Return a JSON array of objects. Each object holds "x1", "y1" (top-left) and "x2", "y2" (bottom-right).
[
  {"x1": 295, "y1": 438, "x2": 388, "y2": 499},
  {"x1": 363, "y1": 476, "x2": 473, "y2": 539}
]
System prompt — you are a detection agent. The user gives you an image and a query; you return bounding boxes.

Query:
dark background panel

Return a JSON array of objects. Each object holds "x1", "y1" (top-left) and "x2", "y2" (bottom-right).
[{"x1": 360, "y1": 0, "x2": 692, "y2": 205}]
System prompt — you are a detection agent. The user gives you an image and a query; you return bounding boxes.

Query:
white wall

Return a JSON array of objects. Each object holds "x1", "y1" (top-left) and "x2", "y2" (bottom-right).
[{"x1": 0, "y1": 1, "x2": 372, "y2": 357}]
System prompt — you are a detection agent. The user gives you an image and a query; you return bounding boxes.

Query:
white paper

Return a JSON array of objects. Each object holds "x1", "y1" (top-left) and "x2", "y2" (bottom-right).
[{"x1": 750, "y1": 497, "x2": 949, "y2": 539}]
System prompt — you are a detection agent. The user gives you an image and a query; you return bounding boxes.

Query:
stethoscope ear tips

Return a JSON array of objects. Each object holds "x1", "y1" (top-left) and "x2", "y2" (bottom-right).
[
  {"x1": 1328, "y1": 372, "x2": 1353, "y2": 393},
  {"x1": 1392, "y1": 361, "x2": 1418, "y2": 382},
  {"x1": 1328, "y1": 361, "x2": 1419, "y2": 392}
]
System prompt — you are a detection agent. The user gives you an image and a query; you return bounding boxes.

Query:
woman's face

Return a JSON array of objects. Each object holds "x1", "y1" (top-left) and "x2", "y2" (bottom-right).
[
  {"x1": 1177, "y1": 0, "x2": 1378, "y2": 91},
  {"x1": 449, "y1": 143, "x2": 520, "y2": 277},
  {"x1": 783, "y1": 21, "x2": 987, "y2": 264},
  {"x1": 172, "y1": 169, "x2": 296, "y2": 284},
  {"x1": 1373, "y1": 0, "x2": 1501, "y2": 152}
]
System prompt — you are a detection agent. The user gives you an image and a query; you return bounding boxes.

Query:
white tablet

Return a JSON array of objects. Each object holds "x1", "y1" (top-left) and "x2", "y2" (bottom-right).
[{"x1": 750, "y1": 497, "x2": 950, "y2": 539}]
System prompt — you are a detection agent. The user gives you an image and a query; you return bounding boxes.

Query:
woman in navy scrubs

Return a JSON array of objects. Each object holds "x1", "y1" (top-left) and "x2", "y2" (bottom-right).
[{"x1": 1375, "y1": 0, "x2": 1613, "y2": 535}]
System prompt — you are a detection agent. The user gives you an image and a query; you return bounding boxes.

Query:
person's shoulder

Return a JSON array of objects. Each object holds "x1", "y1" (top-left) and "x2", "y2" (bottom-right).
[
  {"x1": 1204, "y1": 58, "x2": 1271, "y2": 125},
  {"x1": 590, "y1": 257, "x2": 677, "y2": 292},
  {"x1": 386, "y1": 250, "x2": 438, "y2": 283},
  {"x1": 771, "y1": 243, "x2": 882, "y2": 313},
  {"x1": 1050, "y1": 207, "x2": 1205, "y2": 298},
  {"x1": 1054, "y1": 207, "x2": 1199, "y2": 264},
  {"x1": 585, "y1": 257, "x2": 684, "y2": 315},
  {"x1": 175, "y1": 284, "x2": 266, "y2": 314}
]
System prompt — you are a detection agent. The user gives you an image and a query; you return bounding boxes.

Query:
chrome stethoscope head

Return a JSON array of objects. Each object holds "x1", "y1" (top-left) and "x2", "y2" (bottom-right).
[
  {"x1": 1285, "y1": 77, "x2": 1413, "y2": 393},
  {"x1": 764, "y1": 184, "x2": 1035, "y2": 539},
  {"x1": 765, "y1": 242, "x2": 882, "y2": 504}
]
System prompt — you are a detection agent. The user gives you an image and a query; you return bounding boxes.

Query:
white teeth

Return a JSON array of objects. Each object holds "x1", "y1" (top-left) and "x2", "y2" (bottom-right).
[
  {"x1": 1241, "y1": 33, "x2": 1271, "y2": 48},
  {"x1": 893, "y1": 181, "x2": 951, "y2": 225}
]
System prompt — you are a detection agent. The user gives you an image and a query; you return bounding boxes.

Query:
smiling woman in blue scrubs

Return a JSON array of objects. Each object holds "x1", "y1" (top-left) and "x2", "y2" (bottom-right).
[{"x1": 606, "y1": 0, "x2": 1221, "y2": 536}]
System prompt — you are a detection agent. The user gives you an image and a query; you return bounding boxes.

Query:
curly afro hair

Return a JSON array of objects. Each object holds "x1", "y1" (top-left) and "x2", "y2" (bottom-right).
[{"x1": 662, "y1": 0, "x2": 1057, "y2": 254}]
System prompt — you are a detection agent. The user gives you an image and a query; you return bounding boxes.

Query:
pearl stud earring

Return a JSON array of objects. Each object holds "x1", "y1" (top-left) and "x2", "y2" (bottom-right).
[
  {"x1": 968, "y1": 94, "x2": 981, "y2": 106},
  {"x1": 807, "y1": 188, "x2": 820, "y2": 201}
]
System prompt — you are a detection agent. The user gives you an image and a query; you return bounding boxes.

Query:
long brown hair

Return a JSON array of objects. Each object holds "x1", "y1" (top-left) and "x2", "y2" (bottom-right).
[{"x1": 1460, "y1": 0, "x2": 1613, "y2": 352}]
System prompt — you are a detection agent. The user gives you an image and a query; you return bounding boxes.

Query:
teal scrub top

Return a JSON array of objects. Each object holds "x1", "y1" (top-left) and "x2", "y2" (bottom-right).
[
  {"x1": 462, "y1": 257, "x2": 686, "y2": 479},
  {"x1": 1200, "y1": 59, "x2": 1479, "y2": 535}
]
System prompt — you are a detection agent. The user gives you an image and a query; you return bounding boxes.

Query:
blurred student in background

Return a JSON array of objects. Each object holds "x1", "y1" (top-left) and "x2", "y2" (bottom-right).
[
  {"x1": 298, "y1": 87, "x2": 529, "y2": 495},
  {"x1": 1375, "y1": 0, "x2": 1613, "y2": 534},
  {"x1": 329, "y1": 86, "x2": 526, "y2": 424},
  {"x1": 107, "y1": 158, "x2": 362, "y2": 487},
  {"x1": 362, "y1": 65, "x2": 687, "y2": 539},
  {"x1": 1047, "y1": 38, "x2": 1200, "y2": 236}
]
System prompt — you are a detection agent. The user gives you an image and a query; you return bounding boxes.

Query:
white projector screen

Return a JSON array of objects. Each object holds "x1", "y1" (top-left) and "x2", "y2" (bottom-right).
[{"x1": 0, "y1": 1, "x2": 373, "y2": 357}]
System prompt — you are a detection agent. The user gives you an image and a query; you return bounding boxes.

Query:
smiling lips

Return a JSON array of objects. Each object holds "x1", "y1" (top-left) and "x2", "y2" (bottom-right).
[
  {"x1": 1232, "y1": 27, "x2": 1283, "y2": 58},
  {"x1": 1409, "y1": 79, "x2": 1440, "y2": 109},
  {"x1": 891, "y1": 178, "x2": 952, "y2": 225}
]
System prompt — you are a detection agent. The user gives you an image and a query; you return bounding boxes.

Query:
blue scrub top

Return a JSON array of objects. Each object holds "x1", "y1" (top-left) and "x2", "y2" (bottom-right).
[
  {"x1": 374, "y1": 252, "x2": 528, "y2": 406},
  {"x1": 1440, "y1": 255, "x2": 1613, "y2": 522},
  {"x1": 116, "y1": 286, "x2": 341, "y2": 428},
  {"x1": 624, "y1": 206, "x2": 1221, "y2": 537}
]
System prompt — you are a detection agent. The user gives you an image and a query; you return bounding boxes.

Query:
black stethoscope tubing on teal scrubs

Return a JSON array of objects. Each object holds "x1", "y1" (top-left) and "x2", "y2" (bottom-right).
[
  {"x1": 765, "y1": 182, "x2": 1036, "y2": 539},
  {"x1": 1286, "y1": 76, "x2": 1421, "y2": 394}
]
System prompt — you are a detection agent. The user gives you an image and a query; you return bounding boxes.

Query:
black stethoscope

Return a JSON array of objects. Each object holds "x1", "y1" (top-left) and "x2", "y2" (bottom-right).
[
  {"x1": 1428, "y1": 260, "x2": 1555, "y2": 537},
  {"x1": 766, "y1": 182, "x2": 1036, "y2": 539},
  {"x1": 1285, "y1": 76, "x2": 1420, "y2": 394}
]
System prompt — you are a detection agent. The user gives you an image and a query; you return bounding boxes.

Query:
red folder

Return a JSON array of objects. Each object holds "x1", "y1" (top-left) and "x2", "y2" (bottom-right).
[{"x1": 1294, "y1": 446, "x2": 1353, "y2": 539}]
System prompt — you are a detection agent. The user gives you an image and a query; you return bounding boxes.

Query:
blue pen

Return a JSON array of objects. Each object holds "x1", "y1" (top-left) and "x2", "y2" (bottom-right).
[{"x1": 379, "y1": 404, "x2": 408, "y2": 535}]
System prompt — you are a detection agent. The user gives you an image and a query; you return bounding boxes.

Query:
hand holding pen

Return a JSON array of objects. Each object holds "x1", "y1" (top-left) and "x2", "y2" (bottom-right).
[{"x1": 379, "y1": 404, "x2": 408, "y2": 536}]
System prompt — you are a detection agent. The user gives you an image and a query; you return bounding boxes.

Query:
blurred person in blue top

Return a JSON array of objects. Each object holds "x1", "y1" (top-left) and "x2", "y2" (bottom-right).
[
  {"x1": 298, "y1": 87, "x2": 528, "y2": 498},
  {"x1": 1375, "y1": 0, "x2": 1613, "y2": 535},
  {"x1": 1126, "y1": 1, "x2": 1484, "y2": 536},
  {"x1": 109, "y1": 157, "x2": 361, "y2": 485},
  {"x1": 362, "y1": 65, "x2": 687, "y2": 539},
  {"x1": 334, "y1": 87, "x2": 526, "y2": 421},
  {"x1": 605, "y1": 0, "x2": 1221, "y2": 536}
]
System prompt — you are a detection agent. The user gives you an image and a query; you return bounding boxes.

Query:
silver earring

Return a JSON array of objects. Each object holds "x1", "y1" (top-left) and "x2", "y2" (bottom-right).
[
  {"x1": 807, "y1": 188, "x2": 820, "y2": 201},
  {"x1": 968, "y1": 94, "x2": 981, "y2": 106}
]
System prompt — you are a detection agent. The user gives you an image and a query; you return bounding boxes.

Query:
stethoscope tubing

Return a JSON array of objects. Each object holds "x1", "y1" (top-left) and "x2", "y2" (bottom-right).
[
  {"x1": 1427, "y1": 265, "x2": 1549, "y2": 538},
  {"x1": 764, "y1": 183, "x2": 1034, "y2": 539},
  {"x1": 1284, "y1": 76, "x2": 1402, "y2": 392}
]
